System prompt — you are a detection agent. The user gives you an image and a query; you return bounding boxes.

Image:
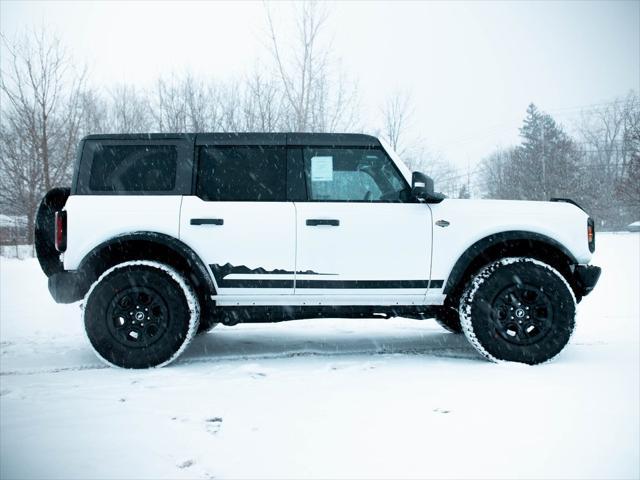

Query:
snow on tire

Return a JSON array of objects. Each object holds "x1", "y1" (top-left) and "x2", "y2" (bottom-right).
[
  {"x1": 459, "y1": 257, "x2": 576, "y2": 365},
  {"x1": 83, "y1": 260, "x2": 200, "y2": 369}
]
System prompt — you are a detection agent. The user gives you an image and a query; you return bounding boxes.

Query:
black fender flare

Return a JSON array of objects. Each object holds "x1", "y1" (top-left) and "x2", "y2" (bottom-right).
[
  {"x1": 77, "y1": 231, "x2": 216, "y2": 298},
  {"x1": 443, "y1": 230, "x2": 579, "y2": 295}
]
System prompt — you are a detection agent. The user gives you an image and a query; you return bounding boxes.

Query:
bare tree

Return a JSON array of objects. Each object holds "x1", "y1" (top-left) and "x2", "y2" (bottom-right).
[
  {"x1": 577, "y1": 91, "x2": 639, "y2": 227},
  {"x1": 265, "y1": 0, "x2": 357, "y2": 132},
  {"x1": 152, "y1": 74, "x2": 188, "y2": 132},
  {"x1": 617, "y1": 92, "x2": 640, "y2": 210},
  {"x1": 151, "y1": 73, "x2": 227, "y2": 133},
  {"x1": 377, "y1": 89, "x2": 464, "y2": 195},
  {"x1": 183, "y1": 74, "x2": 225, "y2": 132},
  {"x1": 401, "y1": 143, "x2": 459, "y2": 197},
  {"x1": 380, "y1": 90, "x2": 414, "y2": 154},
  {"x1": 0, "y1": 120, "x2": 42, "y2": 243},
  {"x1": 241, "y1": 68, "x2": 284, "y2": 132},
  {"x1": 107, "y1": 84, "x2": 151, "y2": 133},
  {"x1": 0, "y1": 30, "x2": 86, "y2": 242},
  {"x1": 480, "y1": 147, "x2": 519, "y2": 199},
  {"x1": 79, "y1": 89, "x2": 109, "y2": 134}
]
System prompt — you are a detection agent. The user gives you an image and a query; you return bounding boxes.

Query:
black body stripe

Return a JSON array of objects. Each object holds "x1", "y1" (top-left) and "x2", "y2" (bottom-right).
[
  {"x1": 209, "y1": 263, "x2": 443, "y2": 290},
  {"x1": 220, "y1": 279, "x2": 294, "y2": 288},
  {"x1": 295, "y1": 280, "x2": 430, "y2": 289}
]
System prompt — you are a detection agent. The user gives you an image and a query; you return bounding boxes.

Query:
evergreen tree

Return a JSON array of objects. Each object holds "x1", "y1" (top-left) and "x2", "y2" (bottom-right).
[{"x1": 511, "y1": 104, "x2": 581, "y2": 201}]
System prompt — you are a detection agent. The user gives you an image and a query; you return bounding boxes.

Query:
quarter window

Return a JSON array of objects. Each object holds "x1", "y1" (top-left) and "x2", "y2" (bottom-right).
[
  {"x1": 302, "y1": 147, "x2": 409, "y2": 202},
  {"x1": 197, "y1": 146, "x2": 286, "y2": 201},
  {"x1": 88, "y1": 145, "x2": 177, "y2": 192}
]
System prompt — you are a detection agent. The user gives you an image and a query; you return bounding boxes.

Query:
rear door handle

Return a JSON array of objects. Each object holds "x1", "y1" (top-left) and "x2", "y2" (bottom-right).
[
  {"x1": 190, "y1": 218, "x2": 224, "y2": 226},
  {"x1": 306, "y1": 219, "x2": 339, "y2": 226}
]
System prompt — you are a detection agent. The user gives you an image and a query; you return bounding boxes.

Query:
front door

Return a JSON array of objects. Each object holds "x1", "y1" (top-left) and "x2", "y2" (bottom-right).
[
  {"x1": 292, "y1": 146, "x2": 433, "y2": 304},
  {"x1": 180, "y1": 143, "x2": 296, "y2": 296}
]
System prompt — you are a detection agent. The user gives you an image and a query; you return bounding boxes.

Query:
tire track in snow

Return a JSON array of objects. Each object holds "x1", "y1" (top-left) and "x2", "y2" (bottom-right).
[{"x1": 0, "y1": 345, "x2": 482, "y2": 376}]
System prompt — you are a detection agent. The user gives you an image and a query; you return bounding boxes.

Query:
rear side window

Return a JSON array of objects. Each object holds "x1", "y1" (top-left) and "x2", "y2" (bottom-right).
[
  {"x1": 88, "y1": 145, "x2": 177, "y2": 192},
  {"x1": 197, "y1": 146, "x2": 286, "y2": 201}
]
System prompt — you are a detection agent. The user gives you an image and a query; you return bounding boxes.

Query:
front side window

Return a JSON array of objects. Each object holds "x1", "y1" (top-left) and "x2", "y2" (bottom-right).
[
  {"x1": 197, "y1": 146, "x2": 286, "y2": 201},
  {"x1": 302, "y1": 147, "x2": 409, "y2": 202},
  {"x1": 89, "y1": 145, "x2": 177, "y2": 192}
]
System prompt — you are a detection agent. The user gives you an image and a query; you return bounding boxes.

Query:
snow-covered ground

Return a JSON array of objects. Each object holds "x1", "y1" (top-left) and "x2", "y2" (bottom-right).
[
  {"x1": 0, "y1": 245, "x2": 34, "y2": 260},
  {"x1": 1, "y1": 233, "x2": 638, "y2": 480}
]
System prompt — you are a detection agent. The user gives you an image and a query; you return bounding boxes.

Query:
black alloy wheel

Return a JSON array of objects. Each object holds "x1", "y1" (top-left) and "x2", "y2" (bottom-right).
[
  {"x1": 84, "y1": 262, "x2": 199, "y2": 368},
  {"x1": 106, "y1": 287, "x2": 170, "y2": 348},
  {"x1": 460, "y1": 258, "x2": 576, "y2": 364},
  {"x1": 491, "y1": 284, "x2": 554, "y2": 346}
]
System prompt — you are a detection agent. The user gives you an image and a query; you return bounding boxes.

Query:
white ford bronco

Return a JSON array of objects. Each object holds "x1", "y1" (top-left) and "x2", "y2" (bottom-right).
[{"x1": 35, "y1": 133, "x2": 601, "y2": 368}]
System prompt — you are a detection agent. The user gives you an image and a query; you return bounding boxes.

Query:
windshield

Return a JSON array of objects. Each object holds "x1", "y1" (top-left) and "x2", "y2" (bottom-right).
[{"x1": 377, "y1": 137, "x2": 413, "y2": 185}]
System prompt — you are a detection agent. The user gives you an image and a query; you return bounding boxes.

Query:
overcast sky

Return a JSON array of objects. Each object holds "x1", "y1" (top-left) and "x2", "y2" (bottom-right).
[{"x1": 1, "y1": 0, "x2": 638, "y2": 169}]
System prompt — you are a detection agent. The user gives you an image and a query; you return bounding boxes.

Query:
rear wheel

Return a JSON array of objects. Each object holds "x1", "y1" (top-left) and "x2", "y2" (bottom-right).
[
  {"x1": 83, "y1": 261, "x2": 199, "y2": 368},
  {"x1": 460, "y1": 257, "x2": 575, "y2": 365}
]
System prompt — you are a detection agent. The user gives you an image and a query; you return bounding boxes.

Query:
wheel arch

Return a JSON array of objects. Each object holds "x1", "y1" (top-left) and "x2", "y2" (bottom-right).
[
  {"x1": 77, "y1": 231, "x2": 216, "y2": 304},
  {"x1": 443, "y1": 230, "x2": 581, "y2": 301}
]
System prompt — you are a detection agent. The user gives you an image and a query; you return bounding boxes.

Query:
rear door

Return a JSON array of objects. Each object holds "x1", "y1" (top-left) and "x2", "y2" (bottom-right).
[
  {"x1": 292, "y1": 145, "x2": 433, "y2": 303},
  {"x1": 180, "y1": 135, "x2": 296, "y2": 296}
]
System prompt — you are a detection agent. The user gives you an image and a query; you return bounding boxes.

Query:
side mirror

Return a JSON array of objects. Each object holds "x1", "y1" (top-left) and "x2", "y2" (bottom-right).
[{"x1": 412, "y1": 172, "x2": 445, "y2": 203}]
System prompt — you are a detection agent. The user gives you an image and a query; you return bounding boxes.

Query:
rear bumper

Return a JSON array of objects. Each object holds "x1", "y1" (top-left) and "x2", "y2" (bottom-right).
[
  {"x1": 48, "y1": 270, "x2": 88, "y2": 304},
  {"x1": 573, "y1": 265, "x2": 601, "y2": 298}
]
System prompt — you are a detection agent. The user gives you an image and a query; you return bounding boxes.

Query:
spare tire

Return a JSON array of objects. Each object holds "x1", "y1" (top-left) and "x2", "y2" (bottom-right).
[{"x1": 35, "y1": 187, "x2": 70, "y2": 277}]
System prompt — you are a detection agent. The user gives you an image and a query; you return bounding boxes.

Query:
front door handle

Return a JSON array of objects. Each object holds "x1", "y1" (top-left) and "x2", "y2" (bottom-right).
[
  {"x1": 306, "y1": 219, "x2": 339, "y2": 227},
  {"x1": 190, "y1": 218, "x2": 224, "y2": 226}
]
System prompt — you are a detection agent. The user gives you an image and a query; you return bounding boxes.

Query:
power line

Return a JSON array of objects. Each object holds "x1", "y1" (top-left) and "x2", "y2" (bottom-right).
[{"x1": 434, "y1": 98, "x2": 634, "y2": 148}]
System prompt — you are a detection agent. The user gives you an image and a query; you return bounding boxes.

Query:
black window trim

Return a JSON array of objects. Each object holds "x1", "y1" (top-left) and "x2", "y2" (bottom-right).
[
  {"x1": 293, "y1": 145, "x2": 412, "y2": 203},
  {"x1": 74, "y1": 136, "x2": 412, "y2": 202},
  {"x1": 286, "y1": 147, "x2": 307, "y2": 202},
  {"x1": 195, "y1": 144, "x2": 288, "y2": 202},
  {"x1": 75, "y1": 139, "x2": 193, "y2": 196}
]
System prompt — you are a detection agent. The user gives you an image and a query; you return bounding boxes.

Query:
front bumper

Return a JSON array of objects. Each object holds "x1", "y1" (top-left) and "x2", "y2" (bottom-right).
[
  {"x1": 48, "y1": 270, "x2": 88, "y2": 304},
  {"x1": 573, "y1": 265, "x2": 601, "y2": 298}
]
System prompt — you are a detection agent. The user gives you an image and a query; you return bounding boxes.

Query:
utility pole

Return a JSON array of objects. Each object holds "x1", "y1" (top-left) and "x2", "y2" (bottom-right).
[{"x1": 541, "y1": 126, "x2": 547, "y2": 200}]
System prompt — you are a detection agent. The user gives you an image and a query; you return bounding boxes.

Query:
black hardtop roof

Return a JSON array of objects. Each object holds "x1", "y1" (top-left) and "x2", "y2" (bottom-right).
[{"x1": 82, "y1": 132, "x2": 381, "y2": 147}]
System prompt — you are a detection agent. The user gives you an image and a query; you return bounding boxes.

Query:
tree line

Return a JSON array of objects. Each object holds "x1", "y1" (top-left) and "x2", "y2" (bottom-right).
[
  {"x1": 481, "y1": 94, "x2": 639, "y2": 230},
  {"x1": 1, "y1": 1, "x2": 638, "y2": 246},
  {"x1": 0, "y1": 3, "x2": 366, "y2": 243},
  {"x1": 0, "y1": 2, "x2": 460, "y2": 245}
]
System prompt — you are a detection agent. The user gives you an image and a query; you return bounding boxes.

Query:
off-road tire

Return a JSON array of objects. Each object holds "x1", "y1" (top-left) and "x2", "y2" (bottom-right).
[
  {"x1": 434, "y1": 305, "x2": 462, "y2": 334},
  {"x1": 460, "y1": 257, "x2": 576, "y2": 365},
  {"x1": 83, "y1": 261, "x2": 200, "y2": 368}
]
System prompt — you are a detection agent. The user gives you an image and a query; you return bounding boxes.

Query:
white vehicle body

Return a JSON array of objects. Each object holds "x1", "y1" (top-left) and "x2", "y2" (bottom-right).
[
  {"x1": 61, "y1": 195, "x2": 593, "y2": 308},
  {"x1": 56, "y1": 133, "x2": 594, "y2": 309},
  {"x1": 35, "y1": 132, "x2": 601, "y2": 367}
]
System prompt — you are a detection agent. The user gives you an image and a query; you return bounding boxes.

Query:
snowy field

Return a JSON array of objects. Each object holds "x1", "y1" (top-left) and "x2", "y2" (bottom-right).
[{"x1": 1, "y1": 233, "x2": 638, "y2": 480}]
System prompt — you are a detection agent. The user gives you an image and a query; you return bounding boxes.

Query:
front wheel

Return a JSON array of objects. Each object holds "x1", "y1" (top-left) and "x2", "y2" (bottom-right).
[
  {"x1": 83, "y1": 261, "x2": 200, "y2": 368},
  {"x1": 459, "y1": 257, "x2": 576, "y2": 365}
]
